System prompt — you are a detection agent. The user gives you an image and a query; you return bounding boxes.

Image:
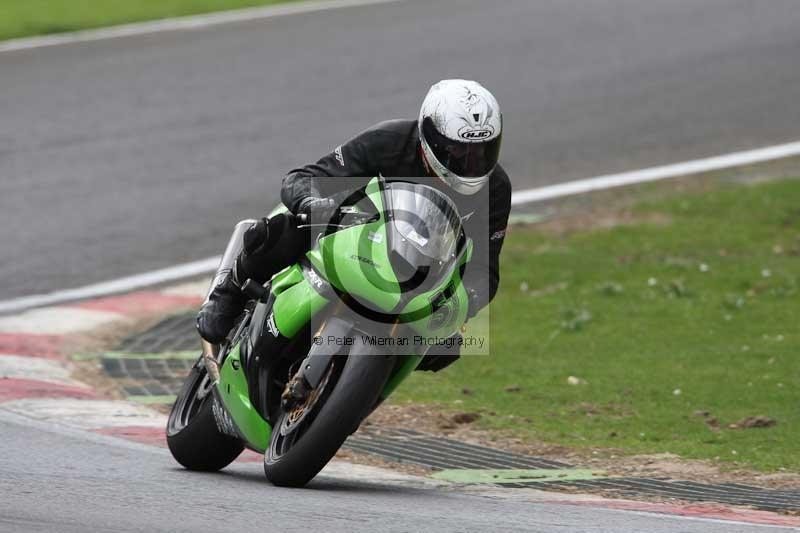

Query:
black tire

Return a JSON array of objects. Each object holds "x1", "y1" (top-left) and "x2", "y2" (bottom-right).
[
  {"x1": 264, "y1": 346, "x2": 395, "y2": 487},
  {"x1": 166, "y1": 363, "x2": 244, "y2": 471}
]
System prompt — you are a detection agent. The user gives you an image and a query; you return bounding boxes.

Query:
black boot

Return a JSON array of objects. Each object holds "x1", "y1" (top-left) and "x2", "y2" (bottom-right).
[{"x1": 196, "y1": 274, "x2": 247, "y2": 344}]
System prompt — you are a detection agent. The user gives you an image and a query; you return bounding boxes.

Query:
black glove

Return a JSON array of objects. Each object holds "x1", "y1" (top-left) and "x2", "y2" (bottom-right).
[
  {"x1": 297, "y1": 197, "x2": 339, "y2": 225},
  {"x1": 242, "y1": 218, "x2": 270, "y2": 256}
]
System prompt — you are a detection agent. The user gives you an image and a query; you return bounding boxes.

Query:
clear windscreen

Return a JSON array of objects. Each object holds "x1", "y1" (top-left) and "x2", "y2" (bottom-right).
[{"x1": 387, "y1": 182, "x2": 462, "y2": 263}]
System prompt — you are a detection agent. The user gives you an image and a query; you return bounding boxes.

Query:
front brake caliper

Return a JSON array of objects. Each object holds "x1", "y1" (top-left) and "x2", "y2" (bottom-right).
[{"x1": 281, "y1": 373, "x2": 312, "y2": 410}]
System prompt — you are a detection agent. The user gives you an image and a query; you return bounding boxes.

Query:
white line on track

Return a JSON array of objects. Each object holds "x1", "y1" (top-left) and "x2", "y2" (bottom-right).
[
  {"x1": 1, "y1": 140, "x2": 799, "y2": 314},
  {"x1": 0, "y1": 0, "x2": 403, "y2": 54},
  {"x1": 0, "y1": 257, "x2": 220, "y2": 314},
  {"x1": 510, "y1": 140, "x2": 800, "y2": 206}
]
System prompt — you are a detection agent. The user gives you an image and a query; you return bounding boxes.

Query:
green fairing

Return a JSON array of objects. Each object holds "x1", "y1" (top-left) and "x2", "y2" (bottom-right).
[
  {"x1": 271, "y1": 265, "x2": 329, "y2": 338},
  {"x1": 271, "y1": 263, "x2": 304, "y2": 294},
  {"x1": 316, "y1": 223, "x2": 400, "y2": 312},
  {"x1": 217, "y1": 342, "x2": 271, "y2": 452},
  {"x1": 398, "y1": 240, "x2": 472, "y2": 338},
  {"x1": 402, "y1": 282, "x2": 469, "y2": 337},
  {"x1": 309, "y1": 180, "x2": 401, "y2": 312}
]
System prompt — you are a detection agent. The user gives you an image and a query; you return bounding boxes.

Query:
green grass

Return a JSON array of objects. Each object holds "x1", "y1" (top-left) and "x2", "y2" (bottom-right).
[
  {"x1": 395, "y1": 178, "x2": 800, "y2": 472},
  {"x1": 0, "y1": 0, "x2": 297, "y2": 41}
]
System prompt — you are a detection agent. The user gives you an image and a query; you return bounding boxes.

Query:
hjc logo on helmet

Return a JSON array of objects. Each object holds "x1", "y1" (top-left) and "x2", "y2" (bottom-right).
[{"x1": 458, "y1": 126, "x2": 494, "y2": 141}]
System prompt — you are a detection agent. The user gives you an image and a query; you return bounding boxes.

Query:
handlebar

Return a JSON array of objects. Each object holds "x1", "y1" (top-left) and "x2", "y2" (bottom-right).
[{"x1": 295, "y1": 207, "x2": 376, "y2": 228}]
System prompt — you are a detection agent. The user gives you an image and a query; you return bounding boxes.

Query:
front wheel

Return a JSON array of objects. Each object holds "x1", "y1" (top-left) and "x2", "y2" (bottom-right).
[
  {"x1": 264, "y1": 344, "x2": 395, "y2": 487},
  {"x1": 166, "y1": 362, "x2": 244, "y2": 471}
]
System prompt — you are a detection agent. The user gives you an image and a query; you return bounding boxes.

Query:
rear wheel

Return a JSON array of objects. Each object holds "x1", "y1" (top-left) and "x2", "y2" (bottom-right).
[
  {"x1": 166, "y1": 361, "x2": 244, "y2": 471},
  {"x1": 264, "y1": 344, "x2": 395, "y2": 487}
]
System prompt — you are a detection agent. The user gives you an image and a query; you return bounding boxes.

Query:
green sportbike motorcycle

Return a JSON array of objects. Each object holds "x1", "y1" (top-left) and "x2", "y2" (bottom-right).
[{"x1": 167, "y1": 176, "x2": 473, "y2": 487}]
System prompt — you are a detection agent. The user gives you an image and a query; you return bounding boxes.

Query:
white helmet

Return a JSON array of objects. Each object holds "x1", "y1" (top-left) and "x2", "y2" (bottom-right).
[{"x1": 419, "y1": 79, "x2": 503, "y2": 195}]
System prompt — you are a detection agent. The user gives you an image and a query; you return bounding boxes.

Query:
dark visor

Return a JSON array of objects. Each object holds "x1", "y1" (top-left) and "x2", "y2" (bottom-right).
[{"x1": 422, "y1": 117, "x2": 501, "y2": 177}]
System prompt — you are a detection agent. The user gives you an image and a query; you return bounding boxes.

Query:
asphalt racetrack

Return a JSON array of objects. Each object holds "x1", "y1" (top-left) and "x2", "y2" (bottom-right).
[
  {"x1": 2, "y1": 0, "x2": 800, "y2": 299},
  {"x1": 0, "y1": 412, "x2": 779, "y2": 532}
]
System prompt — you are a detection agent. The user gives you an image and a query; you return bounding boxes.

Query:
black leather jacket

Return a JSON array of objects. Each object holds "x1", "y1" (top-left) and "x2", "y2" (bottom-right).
[{"x1": 281, "y1": 119, "x2": 512, "y2": 313}]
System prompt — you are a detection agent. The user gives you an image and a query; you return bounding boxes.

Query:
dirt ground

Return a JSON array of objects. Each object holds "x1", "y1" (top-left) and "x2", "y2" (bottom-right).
[{"x1": 365, "y1": 402, "x2": 800, "y2": 490}]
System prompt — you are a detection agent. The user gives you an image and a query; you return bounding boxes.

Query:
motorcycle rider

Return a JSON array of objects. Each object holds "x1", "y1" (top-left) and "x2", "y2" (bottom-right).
[{"x1": 197, "y1": 79, "x2": 512, "y2": 370}]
